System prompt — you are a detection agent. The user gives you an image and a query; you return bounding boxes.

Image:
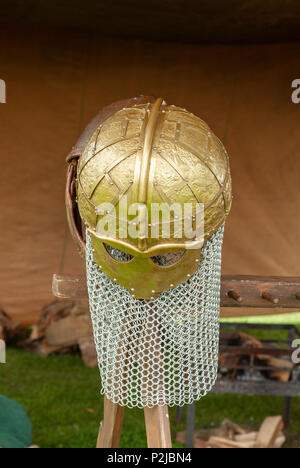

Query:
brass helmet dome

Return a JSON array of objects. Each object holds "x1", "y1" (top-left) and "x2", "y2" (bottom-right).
[{"x1": 67, "y1": 96, "x2": 232, "y2": 299}]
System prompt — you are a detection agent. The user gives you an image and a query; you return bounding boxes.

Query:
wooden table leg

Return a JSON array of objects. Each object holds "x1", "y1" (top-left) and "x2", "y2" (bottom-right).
[
  {"x1": 97, "y1": 396, "x2": 125, "y2": 448},
  {"x1": 144, "y1": 405, "x2": 172, "y2": 448}
]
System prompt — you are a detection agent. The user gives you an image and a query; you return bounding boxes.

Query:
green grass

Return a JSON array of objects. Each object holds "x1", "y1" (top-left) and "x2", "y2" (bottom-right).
[
  {"x1": 1, "y1": 312, "x2": 300, "y2": 448},
  {"x1": 221, "y1": 312, "x2": 300, "y2": 326}
]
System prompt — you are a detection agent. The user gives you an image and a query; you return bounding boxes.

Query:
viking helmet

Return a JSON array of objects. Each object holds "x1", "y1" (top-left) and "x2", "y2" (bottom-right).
[
  {"x1": 67, "y1": 96, "x2": 231, "y2": 299},
  {"x1": 66, "y1": 96, "x2": 232, "y2": 408}
]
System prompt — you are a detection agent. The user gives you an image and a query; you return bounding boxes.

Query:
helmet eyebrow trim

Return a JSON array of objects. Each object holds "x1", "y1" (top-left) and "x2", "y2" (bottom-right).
[{"x1": 88, "y1": 228, "x2": 205, "y2": 258}]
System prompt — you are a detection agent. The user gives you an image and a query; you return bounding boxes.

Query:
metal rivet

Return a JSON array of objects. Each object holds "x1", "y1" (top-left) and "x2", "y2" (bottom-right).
[
  {"x1": 151, "y1": 290, "x2": 155, "y2": 293},
  {"x1": 131, "y1": 288, "x2": 135, "y2": 292},
  {"x1": 170, "y1": 284, "x2": 174, "y2": 287},
  {"x1": 113, "y1": 278, "x2": 117, "y2": 282},
  {"x1": 195, "y1": 259, "x2": 199, "y2": 263},
  {"x1": 187, "y1": 274, "x2": 191, "y2": 278},
  {"x1": 150, "y1": 296, "x2": 154, "y2": 300}
]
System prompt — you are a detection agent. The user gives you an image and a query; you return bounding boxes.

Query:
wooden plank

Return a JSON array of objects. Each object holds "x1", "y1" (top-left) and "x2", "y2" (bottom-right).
[
  {"x1": 144, "y1": 406, "x2": 172, "y2": 448},
  {"x1": 222, "y1": 419, "x2": 246, "y2": 435},
  {"x1": 255, "y1": 416, "x2": 283, "y2": 448},
  {"x1": 235, "y1": 432, "x2": 257, "y2": 442},
  {"x1": 273, "y1": 434, "x2": 286, "y2": 448},
  {"x1": 97, "y1": 396, "x2": 124, "y2": 448},
  {"x1": 52, "y1": 274, "x2": 300, "y2": 309},
  {"x1": 208, "y1": 436, "x2": 250, "y2": 448}
]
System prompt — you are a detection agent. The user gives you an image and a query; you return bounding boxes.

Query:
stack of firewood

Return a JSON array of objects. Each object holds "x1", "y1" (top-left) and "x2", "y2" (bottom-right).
[
  {"x1": 176, "y1": 416, "x2": 286, "y2": 448},
  {"x1": 21, "y1": 301, "x2": 97, "y2": 367}
]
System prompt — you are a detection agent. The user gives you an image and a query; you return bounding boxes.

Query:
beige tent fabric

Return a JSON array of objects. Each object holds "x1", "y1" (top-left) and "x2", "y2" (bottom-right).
[{"x1": 0, "y1": 26, "x2": 299, "y2": 324}]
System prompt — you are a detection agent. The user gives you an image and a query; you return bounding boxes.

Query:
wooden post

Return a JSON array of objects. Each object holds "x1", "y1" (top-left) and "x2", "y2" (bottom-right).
[
  {"x1": 144, "y1": 405, "x2": 172, "y2": 448},
  {"x1": 96, "y1": 396, "x2": 124, "y2": 448}
]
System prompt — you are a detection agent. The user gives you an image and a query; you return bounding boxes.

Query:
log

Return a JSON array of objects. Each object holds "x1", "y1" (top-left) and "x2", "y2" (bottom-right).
[
  {"x1": 45, "y1": 315, "x2": 90, "y2": 347},
  {"x1": 235, "y1": 431, "x2": 257, "y2": 442},
  {"x1": 176, "y1": 419, "x2": 247, "y2": 447},
  {"x1": 257, "y1": 355, "x2": 294, "y2": 382},
  {"x1": 22, "y1": 300, "x2": 97, "y2": 366},
  {"x1": 208, "y1": 436, "x2": 250, "y2": 448},
  {"x1": 176, "y1": 424, "x2": 229, "y2": 445},
  {"x1": 177, "y1": 419, "x2": 286, "y2": 448},
  {"x1": 35, "y1": 300, "x2": 83, "y2": 336},
  {"x1": 255, "y1": 416, "x2": 283, "y2": 448},
  {"x1": 273, "y1": 434, "x2": 286, "y2": 448},
  {"x1": 221, "y1": 419, "x2": 246, "y2": 435},
  {"x1": 78, "y1": 335, "x2": 98, "y2": 368}
]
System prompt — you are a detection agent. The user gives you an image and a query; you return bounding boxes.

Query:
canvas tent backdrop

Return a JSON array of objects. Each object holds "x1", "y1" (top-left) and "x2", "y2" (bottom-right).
[{"x1": 0, "y1": 25, "x2": 299, "y2": 325}]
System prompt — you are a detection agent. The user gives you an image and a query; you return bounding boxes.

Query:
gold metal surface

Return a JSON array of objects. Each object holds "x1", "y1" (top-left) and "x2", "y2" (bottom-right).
[{"x1": 77, "y1": 98, "x2": 232, "y2": 299}]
